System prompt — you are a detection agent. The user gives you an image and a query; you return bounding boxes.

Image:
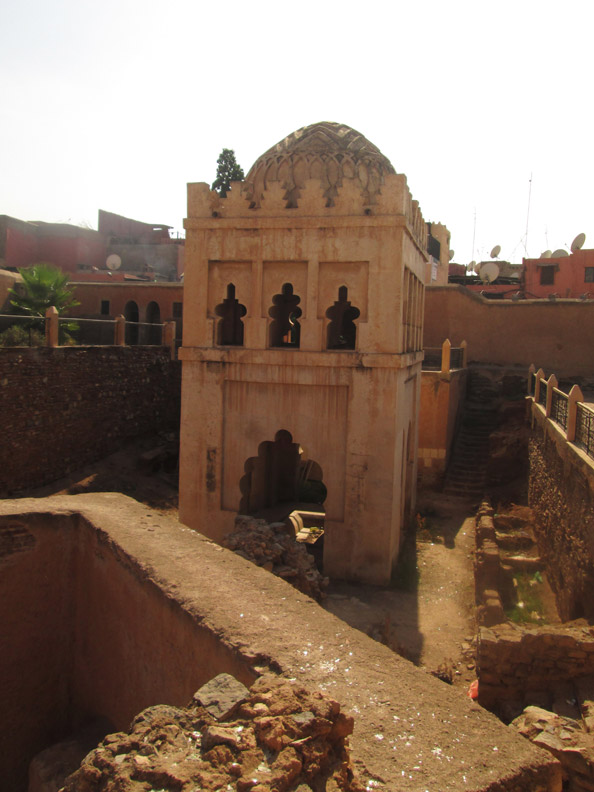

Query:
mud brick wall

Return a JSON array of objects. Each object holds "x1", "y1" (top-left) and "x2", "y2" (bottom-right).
[
  {"x1": 0, "y1": 347, "x2": 181, "y2": 495},
  {"x1": 529, "y1": 413, "x2": 594, "y2": 621},
  {"x1": 478, "y1": 622, "x2": 594, "y2": 715}
]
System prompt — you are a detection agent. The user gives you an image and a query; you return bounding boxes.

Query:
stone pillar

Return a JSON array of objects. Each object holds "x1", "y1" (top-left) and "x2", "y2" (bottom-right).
[
  {"x1": 534, "y1": 368, "x2": 545, "y2": 404},
  {"x1": 45, "y1": 306, "x2": 58, "y2": 347},
  {"x1": 163, "y1": 321, "x2": 177, "y2": 359},
  {"x1": 441, "y1": 338, "x2": 451, "y2": 376},
  {"x1": 114, "y1": 315, "x2": 126, "y2": 346},
  {"x1": 545, "y1": 373, "x2": 558, "y2": 418},
  {"x1": 527, "y1": 364, "x2": 535, "y2": 395},
  {"x1": 567, "y1": 384, "x2": 584, "y2": 442}
]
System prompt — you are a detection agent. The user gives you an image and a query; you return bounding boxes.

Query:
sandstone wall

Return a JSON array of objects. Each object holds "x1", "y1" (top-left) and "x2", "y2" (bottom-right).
[
  {"x1": 478, "y1": 622, "x2": 594, "y2": 716},
  {"x1": 0, "y1": 347, "x2": 181, "y2": 496},
  {"x1": 424, "y1": 286, "x2": 594, "y2": 377},
  {"x1": 0, "y1": 495, "x2": 560, "y2": 792},
  {"x1": 529, "y1": 409, "x2": 594, "y2": 621},
  {"x1": 418, "y1": 368, "x2": 467, "y2": 486}
]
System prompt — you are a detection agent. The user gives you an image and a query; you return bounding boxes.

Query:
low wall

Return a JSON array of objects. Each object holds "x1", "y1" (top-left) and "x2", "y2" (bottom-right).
[
  {"x1": 424, "y1": 286, "x2": 594, "y2": 377},
  {"x1": 0, "y1": 347, "x2": 181, "y2": 496},
  {"x1": 0, "y1": 494, "x2": 560, "y2": 792},
  {"x1": 529, "y1": 404, "x2": 594, "y2": 620},
  {"x1": 418, "y1": 368, "x2": 467, "y2": 486},
  {"x1": 478, "y1": 622, "x2": 594, "y2": 716}
]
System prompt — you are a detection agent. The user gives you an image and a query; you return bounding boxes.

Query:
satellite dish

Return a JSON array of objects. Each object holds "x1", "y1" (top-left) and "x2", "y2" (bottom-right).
[
  {"x1": 552, "y1": 249, "x2": 569, "y2": 258},
  {"x1": 490, "y1": 244, "x2": 501, "y2": 258},
  {"x1": 479, "y1": 261, "x2": 500, "y2": 283},
  {"x1": 106, "y1": 254, "x2": 122, "y2": 271},
  {"x1": 571, "y1": 232, "x2": 586, "y2": 252},
  {"x1": 541, "y1": 250, "x2": 552, "y2": 258},
  {"x1": 449, "y1": 250, "x2": 455, "y2": 261}
]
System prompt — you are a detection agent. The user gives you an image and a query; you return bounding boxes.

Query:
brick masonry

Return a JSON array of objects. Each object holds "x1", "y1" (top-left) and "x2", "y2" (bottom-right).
[{"x1": 0, "y1": 347, "x2": 181, "y2": 496}]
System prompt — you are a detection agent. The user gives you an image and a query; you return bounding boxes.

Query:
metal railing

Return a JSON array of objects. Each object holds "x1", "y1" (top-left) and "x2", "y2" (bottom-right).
[
  {"x1": 0, "y1": 310, "x2": 177, "y2": 357},
  {"x1": 538, "y1": 379, "x2": 547, "y2": 408},
  {"x1": 550, "y1": 387, "x2": 569, "y2": 430},
  {"x1": 450, "y1": 347, "x2": 464, "y2": 369},
  {"x1": 422, "y1": 348, "x2": 442, "y2": 369},
  {"x1": 575, "y1": 403, "x2": 594, "y2": 460}
]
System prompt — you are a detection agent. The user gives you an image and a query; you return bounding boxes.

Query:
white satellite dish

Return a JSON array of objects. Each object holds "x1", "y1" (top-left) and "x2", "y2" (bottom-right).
[
  {"x1": 571, "y1": 232, "x2": 586, "y2": 252},
  {"x1": 490, "y1": 244, "x2": 501, "y2": 259},
  {"x1": 552, "y1": 249, "x2": 569, "y2": 258},
  {"x1": 106, "y1": 254, "x2": 122, "y2": 271},
  {"x1": 479, "y1": 261, "x2": 500, "y2": 283},
  {"x1": 449, "y1": 250, "x2": 455, "y2": 261},
  {"x1": 541, "y1": 250, "x2": 552, "y2": 259}
]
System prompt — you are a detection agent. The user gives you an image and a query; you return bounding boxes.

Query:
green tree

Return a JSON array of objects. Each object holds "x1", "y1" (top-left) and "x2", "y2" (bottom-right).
[
  {"x1": 9, "y1": 263, "x2": 80, "y2": 343},
  {"x1": 212, "y1": 148, "x2": 244, "y2": 197}
]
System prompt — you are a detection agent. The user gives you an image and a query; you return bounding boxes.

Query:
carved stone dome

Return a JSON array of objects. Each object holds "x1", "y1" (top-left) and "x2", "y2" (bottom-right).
[{"x1": 244, "y1": 122, "x2": 396, "y2": 209}]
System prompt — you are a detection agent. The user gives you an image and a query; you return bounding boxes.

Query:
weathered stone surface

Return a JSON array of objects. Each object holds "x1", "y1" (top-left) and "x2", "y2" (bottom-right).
[
  {"x1": 513, "y1": 706, "x2": 594, "y2": 790},
  {"x1": 194, "y1": 673, "x2": 251, "y2": 721},
  {"x1": 223, "y1": 516, "x2": 328, "y2": 601},
  {"x1": 63, "y1": 674, "x2": 362, "y2": 792}
]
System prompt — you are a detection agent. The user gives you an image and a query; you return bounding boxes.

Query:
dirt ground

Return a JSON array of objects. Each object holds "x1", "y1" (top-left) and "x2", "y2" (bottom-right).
[
  {"x1": 22, "y1": 438, "x2": 480, "y2": 692},
  {"x1": 324, "y1": 497, "x2": 478, "y2": 692}
]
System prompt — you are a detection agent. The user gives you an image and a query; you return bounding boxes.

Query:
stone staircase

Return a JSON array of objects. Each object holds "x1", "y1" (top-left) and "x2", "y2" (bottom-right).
[{"x1": 443, "y1": 370, "x2": 500, "y2": 499}]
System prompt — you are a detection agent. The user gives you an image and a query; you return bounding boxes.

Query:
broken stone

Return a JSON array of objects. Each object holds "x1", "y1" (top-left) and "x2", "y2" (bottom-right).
[
  {"x1": 201, "y1": 725, "x2": 242, "y2": 751},
  {"x1": 193, "y1": 673, "x2": 250, "y2": 721}
]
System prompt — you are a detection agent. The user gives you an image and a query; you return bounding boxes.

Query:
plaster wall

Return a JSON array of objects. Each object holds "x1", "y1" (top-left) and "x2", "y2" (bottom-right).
[
  {"x1": 71, "y1": 281, "x2": 183, "y2": 323},
  {"x1": 418, "y1": 369, "x2": 467, "y2": 485},
  {"x1": 424, "y1": 286, "x2": 594, "y2": 377}
]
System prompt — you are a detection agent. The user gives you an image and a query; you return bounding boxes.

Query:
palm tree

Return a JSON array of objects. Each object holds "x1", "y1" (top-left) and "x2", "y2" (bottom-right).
[{"x1": 8, "y1": 263, "x2": 80, "y2": 343}]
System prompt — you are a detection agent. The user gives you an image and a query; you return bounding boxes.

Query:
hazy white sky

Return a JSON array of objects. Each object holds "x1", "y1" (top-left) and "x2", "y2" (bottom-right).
[{"x1": 1, "y1": 0, "x2": 592, "y2": 264}]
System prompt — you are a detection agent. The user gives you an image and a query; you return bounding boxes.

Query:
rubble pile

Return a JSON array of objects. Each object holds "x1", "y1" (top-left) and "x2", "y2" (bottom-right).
[
  {"x1": 224, "y1": 516, "x2": 328, "y2": 601},
  {"x1": 62, "y1": 673, "x2": 362, "y2": 792},
  {"x1": 513, "y1": 705, "x2": 594, "y2": 792}
]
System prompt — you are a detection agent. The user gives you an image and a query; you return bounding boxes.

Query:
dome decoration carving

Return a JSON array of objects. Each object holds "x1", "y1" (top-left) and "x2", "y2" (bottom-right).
[{"x1": 243, "y1": 122, "x2": 396, "y2": 209}]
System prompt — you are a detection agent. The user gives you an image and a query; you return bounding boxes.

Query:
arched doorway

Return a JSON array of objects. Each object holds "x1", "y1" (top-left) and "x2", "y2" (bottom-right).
[
  {"x1": 124, "y1": 301, "x2": 139, "y2": 345},
  {"x1": 146, "y1": 301, "x2": 161, "y2": 345},
  {"x1": 239, "y1": 430, "x2": 326, "y2": 515}
]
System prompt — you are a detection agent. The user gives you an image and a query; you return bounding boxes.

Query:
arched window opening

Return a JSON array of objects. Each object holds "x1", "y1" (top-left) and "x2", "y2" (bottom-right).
[
  {"x1": 269, "y1": 283, "x2": 302, "y2": 348},
  {"x1": 146, "y1": 300, "x2": 161, "y2": 345},
  {"x1": 326, "y1": 286, "x2": 360, "y2": 349},
  {"x1": 124, "y1": 300, "x2": 139, "y2": 345},
  {"x1": 215, "y1": 283, "x2": 246, "y2": 346}
]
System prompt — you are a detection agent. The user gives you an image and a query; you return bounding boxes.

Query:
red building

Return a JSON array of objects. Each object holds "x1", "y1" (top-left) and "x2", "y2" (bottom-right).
[{"x1": 523, "y1": 249, "x2": 594, "y2": 299}]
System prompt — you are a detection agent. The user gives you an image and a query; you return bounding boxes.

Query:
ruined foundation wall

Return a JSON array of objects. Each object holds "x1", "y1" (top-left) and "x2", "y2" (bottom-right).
[
  {"x1": 0, "y1": 494, "x2": 560, "y2": 792},
  {"x1": 0, "y1": 500, "x2": 257, "y2": 790},
  {"x1": 0, "y1": 347, "x2": 181, "y2": 496},
  {"x1": 478, "y1": 622, "x2": 594, "y2": 715},
  {"x1": 528, "y1": 410, "x2": 594, "y2": 621}
]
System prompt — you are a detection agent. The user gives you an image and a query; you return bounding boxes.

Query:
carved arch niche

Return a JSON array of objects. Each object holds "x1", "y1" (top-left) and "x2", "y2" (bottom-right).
[
  {"x1": 268, "y1": 283, "x2": 302, "y2": 348},
  {"x1": 239, "y1": 430, "x2": 326, "y2": 515}
]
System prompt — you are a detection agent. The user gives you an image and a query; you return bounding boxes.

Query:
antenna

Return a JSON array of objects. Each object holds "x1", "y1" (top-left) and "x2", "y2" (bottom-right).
[
  {"x1": 571, "y1": 232, "x2": 586, "y2": 252},
  {"x1": 479, "y1": 261, "x2": 500, "y2": 283},
  {"x1": 552, "y1": 249, "x2": 569, "y2": 258},
  {"x1": 106, "y1": 254, "x2": 122, "y2": 271},
  {"x1": 523, "y1": 173, "x2": 533, "y2": 256},
  {"x1": 490, "y1": 244, "x2": 501, "y2": 259}
]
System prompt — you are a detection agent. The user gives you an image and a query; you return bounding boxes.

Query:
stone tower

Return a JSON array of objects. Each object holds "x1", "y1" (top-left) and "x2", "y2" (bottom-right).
[{"x1": 179, "y1": 122, "x2": 427, "y2": 584}]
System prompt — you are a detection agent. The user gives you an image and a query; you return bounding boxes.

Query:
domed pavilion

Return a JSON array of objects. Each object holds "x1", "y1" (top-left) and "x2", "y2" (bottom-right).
[{"x1": 179, "y1": 122, "x2": 429, "y2": 584}]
